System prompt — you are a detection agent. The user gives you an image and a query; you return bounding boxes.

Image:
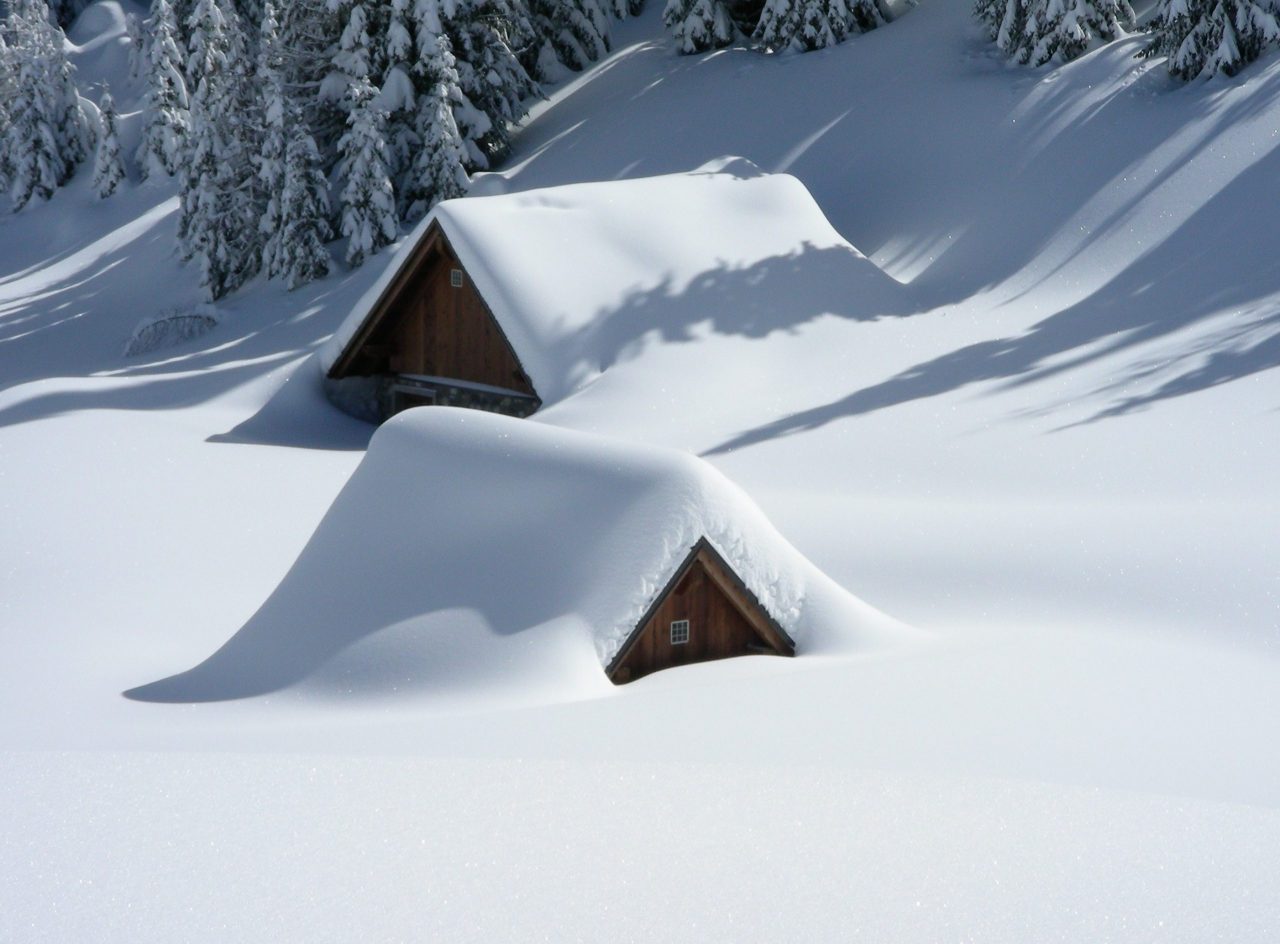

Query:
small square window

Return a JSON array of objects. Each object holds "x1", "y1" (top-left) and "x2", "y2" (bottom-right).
[
  {"x1": 450, "y1": 268, "x2": 464, "y2": 288},
  {"x1": 670, "y1": 620, "x2": 690, "y2": 645}
]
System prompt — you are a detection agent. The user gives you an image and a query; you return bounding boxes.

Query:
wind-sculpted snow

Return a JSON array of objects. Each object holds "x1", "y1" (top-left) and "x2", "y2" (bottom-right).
[
  {"x1": 127, "y1": 408, "x2": 901, "y2": 703},
  {"x1": 4, "y1": 4, "x2": 1280, "y2": 939}
]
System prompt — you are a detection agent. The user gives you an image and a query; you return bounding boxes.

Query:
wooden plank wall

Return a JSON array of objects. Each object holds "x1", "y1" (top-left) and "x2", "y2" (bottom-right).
[
  {"x1": 386, "y1": 245, "x2": 535, "y2": 396},
  {"x1": 613, "y1": 556, "x2": 781, "y2": 683}
]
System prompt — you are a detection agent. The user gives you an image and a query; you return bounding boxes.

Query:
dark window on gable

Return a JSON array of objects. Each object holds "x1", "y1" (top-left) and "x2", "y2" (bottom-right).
[{"x1": 670, "y1": 620, "x2": 690, "y2": 645}]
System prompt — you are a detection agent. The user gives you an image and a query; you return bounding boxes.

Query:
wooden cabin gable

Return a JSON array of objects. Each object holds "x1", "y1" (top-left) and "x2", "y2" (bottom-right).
[
  {"x1": 328, "y1": 222, "x2": 537, "y2": 406},
  {"x1": 608, "y1": 540, "x2": 795, "y2": 685}
]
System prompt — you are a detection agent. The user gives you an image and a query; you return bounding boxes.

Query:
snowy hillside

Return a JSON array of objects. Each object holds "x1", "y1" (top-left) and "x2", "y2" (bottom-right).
[{"x1": 2, "y1": 0, "x2": 1278, "y2": 941}]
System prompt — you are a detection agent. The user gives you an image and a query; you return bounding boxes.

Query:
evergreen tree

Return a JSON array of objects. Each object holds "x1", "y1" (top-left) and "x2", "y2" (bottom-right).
[
  {"x1": 277, "y1": 98, "x2": 333, "y2": 288},
  {"x1": 849, "y1": 0, "x2": 885, "y2": 30},
  {"x1": 278, "y1": 0, "x2": 343, "y2": 157},
  {"x1": 756, "y1": 0, "x2": 818, "y2": 50},
  {"x1": 662, "y1": 0, "x2": 737, "y2": 52},
  {"x1": 4, "y1": 0, "x2": 91, "y2": 209},
  {"x1": 381, "y1": 0, "x2": 422, "y2": 188},
  {"x1": 1014, "y1": 0, "x2": 1133, "y2": 65},
  {"x1": 180, "y1": 0, "x2": 260, "y2": 298},
  {"x1": 1142, "y1": 0, "x2": 1280, "y2": 78},
  {"x1": 92, "y1": 86, "x2": 125, "y2": 198},
  {"x1": 329, "y1": 0, "x2": 385, "y2": 86},
  {"x1": 0, "y1": 31, "x2": 14, "y2": 196},
  {"x1": 528, "y1": 0, "x2": 611, "y2": 73},
  {"x1": 257, "y1": 0, "x2": 289, "y2": 277},
  {"x1": 403, "y1": 30, "x2": 469, "y2": 219},
  {"x1": 608, "y1": 0, "x2": 645, "y2": 18},
  {"x1": 39, "y1": 0, "x2": 92, "y2": 169},
  {"x1": 755, "y1": 0, "x2": 881, "y2": 51},
  {"x1": 414, "y1": 0, "x2": 494, "y2": 170},
  {"x1": 974, "y1": 0, "x2": 1026, "y2": 56},
  {"x1": 233, "y1": 0, "x2": 266, "y2": 38},
  {"x1": 136, "y1": 0, "x2": 190, "y2": 179},
  {"x1": 126, "y1": 12, "x2": 146, "y2": 79},
  {"x1": 338, "y1": 73, "x2": 398, "y2": 266},
  {"x1": 5, "y1": 34, "x2": 63, "y2": 209},
  {"x1": 436, "y1": 0, "x2": 539, "y2": 166}
]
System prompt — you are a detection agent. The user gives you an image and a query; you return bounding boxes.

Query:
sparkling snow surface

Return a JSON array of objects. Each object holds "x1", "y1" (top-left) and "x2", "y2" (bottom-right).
[{"x1": 2, "y1": 1, "x2": 1279, "y2": 941}]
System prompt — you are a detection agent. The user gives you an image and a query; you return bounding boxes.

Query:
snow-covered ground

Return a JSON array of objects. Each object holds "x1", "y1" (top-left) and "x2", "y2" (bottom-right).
[{"x1": 2, "y1": 1, "x2": 1278, "y2": 940}]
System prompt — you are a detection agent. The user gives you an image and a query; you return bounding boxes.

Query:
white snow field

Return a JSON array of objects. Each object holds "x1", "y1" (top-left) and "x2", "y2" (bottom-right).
[{"x1": 2, "y1": 0, "x2": 1279, "y2": 941}]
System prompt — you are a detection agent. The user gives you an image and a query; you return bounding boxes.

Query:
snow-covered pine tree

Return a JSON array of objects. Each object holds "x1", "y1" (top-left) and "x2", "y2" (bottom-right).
[
  {"x1": 607, "y1": 0, "x2": 645, "y2": 18},
  {"x1": 662, "y1": 0, "x2": 737, "y2": 52},
  {"x1": 413, "y1": 0, "x2": 494, "y2": 170},
  {"x1": 848, "y1": 0, "x2": 885, "y2": 30},
  {"x1": 278, "y1": 0, "x2": 343, "y2": 158},
  {"x1": 436, "y1": 0, "x2": 539, "y2": 166},
  {"x1": 1016, "y1": 0, "x2": 1133, "y2": 65},
  {"x1": 136, "y1": 0, "x2": 190, "y2": 179},
  {"x1": 338, "y1": 72, "x2": 398, "y2": 266},
  {"x1": 126, "y1": 12, "x2": 146, "y2": 79},
  {"x1": 527, "y1": 0, "x2": 611, "y2": 75},
  {"x1": 381, "y1": 0, "x2": 421, "y2": 189},
  {"x1": 277, "y1": 96, "x2": 333, "y2": 288},
  {"x1": 4, "y1": 0, "x2": 92, "y2": 209},
  {"x1": 0, "y1": 30, "x2": 14, "y2": 195},
  {"x1": 5, "y1": 36, "x2": 62, "y2": 209},
  {"x1": 171, "y1": 0, "x2": 196, "y2": 52},
  {"x1": 1141, "y1": 0, "x2": 1280, "y2": 79},
  {"x1": 180, "y1": 0, "x2": 261, "y2": 298},
  {"x1": 403, "y1": 29, "x2": 469, "y2": 219},
  {"x1": 328, "y1": 0, "x2": 390, "y2": 98},
  {"x1": 974, "y1": 0, "x2": 1026, "y2": 57},
  {"x1": 232, "y1": 0, "x2": 266, "y2": 39},
  {"x1": 755, "y1": 0, "x2": 883, "y2": 51},
  {"x1": 257, "y1": 0, "x2": 289, "y2": 277},
  {"x1": 92, "y1": 86, "x2": 125, "y2": 198}
]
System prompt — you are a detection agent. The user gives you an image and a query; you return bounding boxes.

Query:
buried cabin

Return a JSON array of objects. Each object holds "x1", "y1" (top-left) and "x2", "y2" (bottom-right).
[
  {"x1": 320, "y1": 162, "x2": 904, "y2": 424},
  {"x1": 325, "y1": 221, "x2": 541, "y2": 420},
  {"x1": 608, "y1": 537, "x2": 795, "y2": 684}
]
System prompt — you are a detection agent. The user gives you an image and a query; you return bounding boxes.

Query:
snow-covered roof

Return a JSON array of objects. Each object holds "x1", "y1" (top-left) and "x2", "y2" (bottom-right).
[
  {"x1": 131, "y1": 409, "x2": 902, "y2": 702},
  {"x1": 321, "y1": 160, "x2": 903, "y2": 404}
]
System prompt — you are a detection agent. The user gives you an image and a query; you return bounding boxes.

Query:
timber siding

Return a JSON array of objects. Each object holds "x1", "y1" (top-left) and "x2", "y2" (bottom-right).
[
  {"x1": 327, "y1": 223, "x2": 539, "y2": 420},
  {"x1": 608, "y1": 538, "x2": 795, "y2": 684}
]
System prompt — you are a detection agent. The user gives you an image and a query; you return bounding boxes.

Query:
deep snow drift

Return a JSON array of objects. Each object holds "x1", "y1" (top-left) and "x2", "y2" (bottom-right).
[
  {"x1": 128, "y1": 409, "x2": 901, "y2": 703},
  {"x1": 2, "y1": 1, "x2": 1279, "y2": 941}
]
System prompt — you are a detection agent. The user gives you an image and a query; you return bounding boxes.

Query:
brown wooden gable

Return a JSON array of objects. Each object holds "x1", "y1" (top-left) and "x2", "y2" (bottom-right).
[
  {"x1": 607, "y1": 537, "x2": 795, "y2": 685},
  {"x1": 327, "y1": 221, "x2": 538, "y2": 400}
]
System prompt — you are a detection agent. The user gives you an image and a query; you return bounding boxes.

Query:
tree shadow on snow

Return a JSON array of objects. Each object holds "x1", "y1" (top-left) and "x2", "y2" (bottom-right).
[
  {"x1": 553, "y1": 241, "x2": 915, "y2": 387},
  {"x1": 0, "y1": 188, "x2": 377, "y2": 449},
  {"x1": 707, "y1": 139, "x2": 1280, "y2": 453}
]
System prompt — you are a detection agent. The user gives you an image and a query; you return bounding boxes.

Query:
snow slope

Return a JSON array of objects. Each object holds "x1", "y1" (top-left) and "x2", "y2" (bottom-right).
[{"x1": 2, "y1": 1, "x2": 1278, "y2": 941}]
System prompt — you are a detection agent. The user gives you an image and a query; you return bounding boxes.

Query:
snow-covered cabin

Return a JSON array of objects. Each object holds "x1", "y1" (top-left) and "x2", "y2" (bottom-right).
[
  {"x1": 127, "y1": 409, "x2": 900, "y2": 702},
  {"x1": 607, "y1": 536, "x2": 795, "y2": 684},
  {"x1": 321, "y1": 161, "x2": 902, "y2": 422}
]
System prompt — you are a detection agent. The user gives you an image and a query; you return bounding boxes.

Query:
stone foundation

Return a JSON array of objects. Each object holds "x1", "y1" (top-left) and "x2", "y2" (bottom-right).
[{"x1": 323, "y1": 373, "x2": 539, "y2": 423}]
